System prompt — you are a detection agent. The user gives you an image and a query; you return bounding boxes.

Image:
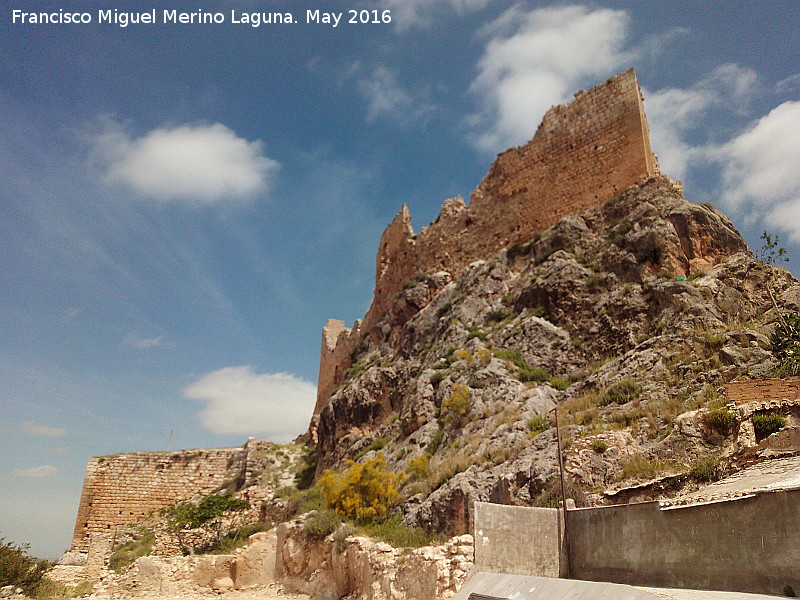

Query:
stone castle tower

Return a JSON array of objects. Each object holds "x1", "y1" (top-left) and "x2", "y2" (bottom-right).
[{"x1": 314, "y1": 68, "x2": 659, "y2": 418}]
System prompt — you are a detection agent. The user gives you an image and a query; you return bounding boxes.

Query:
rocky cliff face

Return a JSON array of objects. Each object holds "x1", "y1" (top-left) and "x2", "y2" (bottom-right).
[{"x1": 314, "y1": 176, "x2": 800, "y2": 535}]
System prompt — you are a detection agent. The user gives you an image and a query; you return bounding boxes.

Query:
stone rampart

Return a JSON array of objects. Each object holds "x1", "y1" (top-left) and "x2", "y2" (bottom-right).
[
  {"x1": 70, "y1": 439, "x2": 268, "y2": 559},
  {"x1": 315, "y1": 68, "x2": 658, "y2": 412}
]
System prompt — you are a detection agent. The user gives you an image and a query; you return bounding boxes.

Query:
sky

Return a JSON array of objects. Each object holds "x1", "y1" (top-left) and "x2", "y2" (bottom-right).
[{"x1": 1, "y1": 0, "x2": 799, "y2": 559}]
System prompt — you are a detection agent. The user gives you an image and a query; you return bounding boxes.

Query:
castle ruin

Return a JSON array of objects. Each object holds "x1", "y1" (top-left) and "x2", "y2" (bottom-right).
[{"x1": 315, "y1": 68, "x2": 659, "y2": 415}]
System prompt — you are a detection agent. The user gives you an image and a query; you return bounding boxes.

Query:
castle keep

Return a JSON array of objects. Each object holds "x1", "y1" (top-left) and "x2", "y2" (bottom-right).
[{"x1": 315, "y1": 68, "x2": 658, "y2": 414}]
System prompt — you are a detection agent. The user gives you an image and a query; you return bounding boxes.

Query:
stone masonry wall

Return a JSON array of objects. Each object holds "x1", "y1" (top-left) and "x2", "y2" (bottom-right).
[
  {"x1": 315, "y1": 68, "x2": 658, "y2": 412},
  {"x1": 724, "y1": 376, "x2": 800, "y2": 405},
  {"x1": 70, "y1": 440, "x2": 266, "y2": 557}
]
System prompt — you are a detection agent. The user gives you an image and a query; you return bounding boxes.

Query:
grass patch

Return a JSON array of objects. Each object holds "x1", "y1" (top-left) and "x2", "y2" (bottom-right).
[
  {"x1": 33, "y1": 578, "x2": 94, "y2": 600},
  {"x1": 689, "y1": 457, "x2": 721, "y2": 483},
  {"x1": 304, "y1": 509, "x2": 342, "y2": 538},
  {"x1": 279, "y1": 486, "x2": 325, "y2": 516},
  {"x1": 527, "y1": 415, "x2": 550, "y2": 436},
  {"x1": 428, "y1": 427, "x2": 444, "y2": 454},
  {"x1": 108, "y1": 530, "x2": 154, "y2": 573},
  {"x1": 358, "y1": 516, "x2": 446, "y2": 548},
  {"x1": 354, "y1": 437, "x2": 388, "y2": 461},
  {"x1": 705, "y1": 407, "x2": 737, "y2": 436},
  {"x1": 209, "y1": 522, "x2": 273, "y2": 554},
  {"x1": 598, "y1": 378, "x2": 641, "y2": 406},
  {"x1": 619, "y1": 456, "x2": 669, "y2": 480},
  {"x1": 752, "y1": 413, "x2": 787, "y2": 441}
]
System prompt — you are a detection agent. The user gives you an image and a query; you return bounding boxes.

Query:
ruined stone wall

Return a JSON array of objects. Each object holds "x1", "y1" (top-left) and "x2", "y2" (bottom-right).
[
  {"x1": 70, "y1": 442, "x2": 262, "y2": 555},
  {"x1": 724, "y1": 377, "x2": 800, "y2": 405},
  {"x1": 316, "y1": 68, "x2": 657, "y2": 411}
]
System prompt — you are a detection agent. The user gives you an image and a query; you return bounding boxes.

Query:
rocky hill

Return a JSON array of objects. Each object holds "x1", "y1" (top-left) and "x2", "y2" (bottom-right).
[{"x1": 313, "y1": 175, "x2": 800, "y2": 535}]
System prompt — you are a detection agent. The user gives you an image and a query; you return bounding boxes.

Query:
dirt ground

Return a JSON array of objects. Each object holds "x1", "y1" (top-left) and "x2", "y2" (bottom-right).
[{"x1": 91, "y1": 584, "x2": 310, "y2": 600}]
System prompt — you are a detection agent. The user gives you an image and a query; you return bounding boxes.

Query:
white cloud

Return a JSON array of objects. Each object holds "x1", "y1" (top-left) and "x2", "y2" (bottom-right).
[
  {"x1": 468, "y1": 5, "x2": 632, "y2": 152},
  {"x1": 89, "y1": 120, "x2": 279, "y2": 204},
  {"x1": 124, "y1": 333, "x2": 166, "y2": 349},
  {"x1": 716, "y1": 101, "x2": 800, "y2": 240},
  {"x1": 63, "y1": 308, "x2": 81, "y2": 321},
  {"x1": 645, "y1": 64, "x2": 758, "y2": 179},
  {"x1": 11, "y1": 465, "x2": 58, "y2": 478},
  {"x1": 777, "y1": 73, "x2": 800, "y2": 95},
  {"x1": 22, "y1": 421, "x2": 67, "y2": 438},
  {"x1": 383, "y1": 0, "x2": 488, "y2": 29},
  {"x1": 356, "y1": 66, "x2": 433, "y2": 124},
  {"x1": 183, "y1": 366, "x2": 316, "y2": 441}
]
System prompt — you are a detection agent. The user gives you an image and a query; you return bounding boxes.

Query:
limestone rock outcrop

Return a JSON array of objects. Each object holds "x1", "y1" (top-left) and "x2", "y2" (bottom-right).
[{"x1": 312, "y1": 173, "x2": 799, "y2": 533}]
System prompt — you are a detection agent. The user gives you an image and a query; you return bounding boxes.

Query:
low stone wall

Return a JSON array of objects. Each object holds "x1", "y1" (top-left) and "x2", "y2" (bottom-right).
[
  {"x1": 98, "y1": 530, "x2": 277, "y2": 597},
  {"x1": 276, "y1": 515, "x2": 474, "y2": 600}
]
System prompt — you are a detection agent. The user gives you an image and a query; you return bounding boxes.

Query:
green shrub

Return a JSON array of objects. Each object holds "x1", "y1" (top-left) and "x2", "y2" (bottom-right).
[
  {"x1": 304, "y1": 509, "x2": 342, "y2": 538},
  {"x1": 464, "y1": 325, "x2": 487, "y2": 341},
  {"x1": 165, "y1": 493, "x2": 248, "y2": 529},
  {"x1": 430, "y1": 371, "x2": 447, "y2": 387},
  {"x1": 279, "y1": 486, "x2": 325, "y2": 517},
  {"x1": 295, "y1": 446, "x2": 318, "y2": 490},
  {"x1": 317, "y1": 452, "x2": 405, "y2": 523},
  {"x1": 549, "y1": 378, "x2": 571, "y2": 390},
  {"x1": 506, "y1": 240, "x2": 534, "y2": 260},
  {"x1": 406, "y1": 454, "x2": 431, "y2": 480},
  {"x1": 109, "y1": 530, "x2": 154, "y2": 573},
  {"x1": 354, "y1": 438, "x2": 388, "y2": 461},
  {"x1": 592, "y1": 440, "x2": 608, "y2": 454},
  {"x1": 485, "y1": 309, "x2": 509, "y2": 323},
  {"x1": 752, "y1": 413, "x2": 787, "y2": 440},
  {"x1": 428, "y1": 428, "x2": 444, "y2": 454},
  {"x1": 358, "y1": 516, "x2": 446, "y2": 548},
  {"x1": 689, "y1": 457, "x2": 721, "y2": 483},
  {"x1": 705, "y1": 407, "x2": 737, "y2": 436},
  {"x1": 519, "y1": 365, "x2": 549, "y2": 383},
  {"x1": 210, "y1": 522, "x2": 273, "y2": 554},
  {"x1": 0, "y1": 536, "x2": 50, "y2": 595},
  {"x1": 598, "y1": 378, "x2": 641, "y2": 406},
  {"x1": 527, "y1": 415, "x2": 550, "y2": 436}
]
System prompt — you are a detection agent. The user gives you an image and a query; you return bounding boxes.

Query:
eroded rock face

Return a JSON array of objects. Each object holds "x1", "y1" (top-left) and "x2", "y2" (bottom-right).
[
  {"x1": 98, "y1": 530, "x2": 280, "y2": 597},
  {"x1": 276, "y1": 516, "x2": 474, "y2": 600},
  {"x1": 313, "y1": 176, "x2": 798, "y2": 531}
]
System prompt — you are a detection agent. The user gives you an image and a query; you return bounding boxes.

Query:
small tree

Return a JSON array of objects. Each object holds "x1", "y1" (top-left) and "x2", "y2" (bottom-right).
[
  {"x1": 757, "y1": 230, "x2": 789, "y2": 265},
  {"x1": 770, "y1": 312, "x2": 800, "y2": 377},
  {"x1": 317, "y1": 452, "x2": 405, "y2": 522},
  {"x1": 0, "y1": 536, "x2": 50, "y2": 595},
  {"x1": 164, "y1": 493, "x2": 249, "y2": 554}
]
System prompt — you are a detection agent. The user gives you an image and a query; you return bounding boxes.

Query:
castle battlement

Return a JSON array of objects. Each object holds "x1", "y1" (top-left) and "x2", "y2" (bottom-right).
[{"x1": 315, "y1": 68, "x2": 658, "y2": 415}]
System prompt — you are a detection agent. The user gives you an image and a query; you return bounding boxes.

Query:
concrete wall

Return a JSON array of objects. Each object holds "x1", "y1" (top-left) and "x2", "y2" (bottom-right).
[
  {"x1": 568, "y1": 490, "x2": 800, "y2": 596},
  {"x1": 473, "y1": 502, "x2": 560, "y2": 578},
  {"x1": 474, "y1": 490, "x2": 800, "y2": 596},
  {"x1": 315, "y1": 68, "x2": 658, "y2": 409}
]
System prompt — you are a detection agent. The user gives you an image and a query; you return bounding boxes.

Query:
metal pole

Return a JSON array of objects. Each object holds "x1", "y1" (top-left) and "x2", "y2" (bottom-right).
[{"x1": 552, "y1": 406, "x2": 570, "y2": 578}]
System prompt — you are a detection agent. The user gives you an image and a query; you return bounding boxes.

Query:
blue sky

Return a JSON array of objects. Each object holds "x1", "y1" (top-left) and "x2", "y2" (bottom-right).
[{"x1": 1, "y1": 1, "x2": 798, "y2": 559}]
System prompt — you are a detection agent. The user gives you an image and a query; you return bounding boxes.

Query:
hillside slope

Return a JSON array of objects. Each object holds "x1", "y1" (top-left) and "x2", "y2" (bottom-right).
[{"x1": 313, "y1": 176, "x2": 800, "y2": 535}]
